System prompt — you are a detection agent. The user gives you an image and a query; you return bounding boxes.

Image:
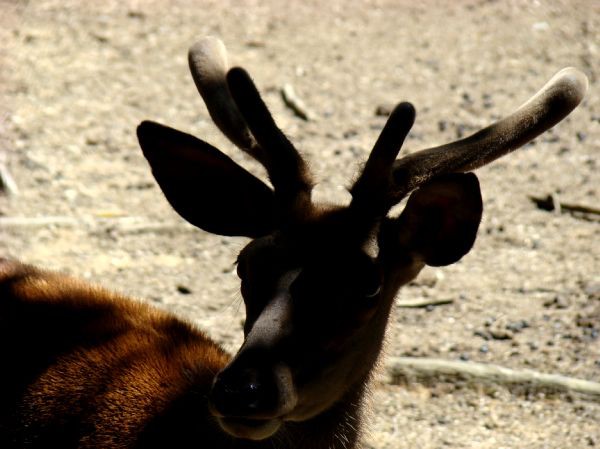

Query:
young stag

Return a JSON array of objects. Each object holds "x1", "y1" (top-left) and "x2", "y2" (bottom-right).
[{"x1": 0, "y1": 37, "x2": 587, "y2": 448}]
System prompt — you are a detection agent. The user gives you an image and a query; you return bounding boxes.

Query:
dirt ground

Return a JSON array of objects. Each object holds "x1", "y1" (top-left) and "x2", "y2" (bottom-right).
[{"x1": 1, "y1": 1, "x2": 599, "y2": 448}]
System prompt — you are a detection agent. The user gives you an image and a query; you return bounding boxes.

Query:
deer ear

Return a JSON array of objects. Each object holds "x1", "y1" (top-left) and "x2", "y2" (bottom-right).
[
  {"x1": 383, "y1": 173, "x2": 483, "y2": 266},
  {"x1": 137, "y1": 121, "x2": 275, "y2": 237}
]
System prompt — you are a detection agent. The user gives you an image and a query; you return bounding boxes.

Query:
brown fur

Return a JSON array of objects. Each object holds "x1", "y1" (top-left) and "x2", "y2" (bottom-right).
[{"x1": 0, "y1": 259, "x2": 229, "y2": 448}]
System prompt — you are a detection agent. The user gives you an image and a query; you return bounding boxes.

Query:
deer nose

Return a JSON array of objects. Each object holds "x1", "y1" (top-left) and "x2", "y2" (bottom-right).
[{"x1": 210, "y1": 367, "x2": 279, "y2": 418}]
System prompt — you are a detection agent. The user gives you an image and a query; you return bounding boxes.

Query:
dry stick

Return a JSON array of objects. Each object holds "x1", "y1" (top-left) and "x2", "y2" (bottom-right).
[
  {"x1": 0, "y1": 216, "x2": 194, "y2": 234},
  {"x1": 529, "y1": 195, "x2": 600, "y2": 219},
  {"x1": 0, "y1": 216, "x2": 79, "y2": 227},
  {"x1": 386, "y1": 357, "x2": 600, "y2": 400},
  {"x1": 0, "y1": 164, "x2": 18, "y2": 195},
  {"x1": 396, "y1": 298, "x2": 454, "y2": 308},
  {"x1": 281, "y1": 83, "x2": 315, "y2": 121}
]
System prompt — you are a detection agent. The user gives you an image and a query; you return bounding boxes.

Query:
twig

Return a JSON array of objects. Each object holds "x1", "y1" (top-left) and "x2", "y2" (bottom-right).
[
  {"x1": 0, "y1": 215, "x2": 193, "y2": 234},
  {"x1": 0, "y1": 164, "x2": 18, "y2": 195},
  {"x1": 0, "y1": 216, "x2": 78, "y2": 227},
  {"x1": 529, "y1": 194, "x2": 600, "y2": 220},
  {"x1": 386, "y1": 357, "x2": 600, "y2": 400},
  {"x1": 396, "y1": 298, "x2": 453, "y2": 308},
  {"x1": 281, "y1": 83, "x2": 315, "y2": 121}
]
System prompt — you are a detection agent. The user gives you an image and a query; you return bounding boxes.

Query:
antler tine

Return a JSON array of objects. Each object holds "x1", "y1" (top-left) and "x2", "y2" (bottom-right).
[
  {"x1": 226, "y1": 67, "x2": 313, "y2": 210},
  {"x1": 351, "y1": 102, "x2": 415, "y2": 217},
  {"x1": 188, "y1": 37, "x2": 265, "y2": 163},
  {"x1": 390, "y1": 67, "x2": 588, "y2": 203}
]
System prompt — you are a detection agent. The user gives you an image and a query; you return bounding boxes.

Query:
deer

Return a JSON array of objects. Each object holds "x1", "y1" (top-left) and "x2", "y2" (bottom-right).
[{"x1": 0, "y1": 36, "x2": 588, "y2": 449}]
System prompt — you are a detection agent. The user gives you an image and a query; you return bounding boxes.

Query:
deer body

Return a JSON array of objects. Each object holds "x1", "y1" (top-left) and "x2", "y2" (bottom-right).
[{"x1": 0, "y1": 37, "x2": 587, "y2": 448}]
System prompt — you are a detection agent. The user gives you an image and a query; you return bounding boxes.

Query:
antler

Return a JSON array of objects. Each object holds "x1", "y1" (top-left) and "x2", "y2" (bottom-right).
[
  {"x1": 189, "y1": 37, "x2": 587, "y2": 226},
  {"x1": 350, "y1": 102, "x2": 415, "y2": 219},
  {"x1": 188, "y1": 37, "x2": 260, "y2": 158},
  {"x1": 188, "y1": 37, "x2": 313, "y2": 217},
  {"x1": 389, "y1": 67, "x2": 588, "y2": 203}
]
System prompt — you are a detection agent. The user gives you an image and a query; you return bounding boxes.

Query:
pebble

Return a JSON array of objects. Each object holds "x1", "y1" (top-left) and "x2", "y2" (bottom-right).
[
  {"x1": 343, "y1": 129, "x2": 359, "y2": 139},
  {"x1": 576, "y1": 315, "x2": 595, "y2": 328},
  {"x1": 583, "y1": 283, "x2": 600, "y2": 301},
  {"x1": 544, "y1": 294, "x2": 570, "y2": 309},
  {"x1": 176, "y1": 285, "x2": 192, "y2": 295},
  {"x1": 490, "y1": 329, "x2": 513, "y2": 340},
  {"x1": 506, "y1": 320, "x2": 530, "y2": 332},
  {"x1": 437, "y1": 416, "x2": 451, "y2": 425},
  {"x1": 374, "y1": 104, "x2": 394, "y2": 117}
]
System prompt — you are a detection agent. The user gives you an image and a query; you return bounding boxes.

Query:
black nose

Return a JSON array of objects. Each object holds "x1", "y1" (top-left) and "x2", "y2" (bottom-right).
[{"x1": 210, "y1": 366, "x2": 279, "y2": 418}]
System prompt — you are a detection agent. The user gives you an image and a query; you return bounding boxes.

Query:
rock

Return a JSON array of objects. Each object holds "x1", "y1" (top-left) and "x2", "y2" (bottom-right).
[
  {"x1": 583, "y1": 283, "x2": 600, "y2": 301},
  {"x1": 544, "y1": 294, "x2": 570, "y2": 309},
  {"x1": 176, "y1": 285, "x2": 192, "y2": 295},
  {"x1": 374, "y1": 104, "x2": 394, "y2": 117},
  {"x1": 506, "y1": 320, "x2": 530, "y2": 332}
]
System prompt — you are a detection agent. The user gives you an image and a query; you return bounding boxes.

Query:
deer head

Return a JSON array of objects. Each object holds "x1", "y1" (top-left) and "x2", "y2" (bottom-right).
[{"x1": 136, "y1": 37, "x2": 587, "y2": 441}]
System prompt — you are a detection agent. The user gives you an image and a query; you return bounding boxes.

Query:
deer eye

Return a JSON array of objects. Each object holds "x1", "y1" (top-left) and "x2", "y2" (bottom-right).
[
  {"x1": 358, "y1": 260, "x2": 383, "y2": 300},
  {"x1": 362, "y1": 273, "x2": 382, "y2": 300},
  {"x1": 364, "y1": 283, "x2": 381, "y2": 299}
]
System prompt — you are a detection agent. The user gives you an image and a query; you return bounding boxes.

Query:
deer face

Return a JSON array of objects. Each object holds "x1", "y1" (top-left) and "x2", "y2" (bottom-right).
[
  {"x1": 207, "y1": 171, "x2": 483, "y2": 440},
  {"x1": 137, "y1": 38, "x2": 586, "y2": 440}
]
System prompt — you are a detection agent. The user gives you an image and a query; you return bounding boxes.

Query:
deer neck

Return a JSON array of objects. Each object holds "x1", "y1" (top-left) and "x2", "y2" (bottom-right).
[{"x1": 277, "y1": 373, "x2": 370, "y2": 449}]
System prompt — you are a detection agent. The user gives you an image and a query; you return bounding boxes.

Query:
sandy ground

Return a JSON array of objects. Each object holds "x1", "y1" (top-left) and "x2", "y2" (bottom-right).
[{"x1": 1, "y1": 1, "x2": 599, "y2": 448}]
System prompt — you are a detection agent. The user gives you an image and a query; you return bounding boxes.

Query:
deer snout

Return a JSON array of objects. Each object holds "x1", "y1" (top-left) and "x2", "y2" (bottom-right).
[
  {"x1": 210, "y1": 366, "x2": 277, "y2": 417},
  {"x1": 210, "y1": 362, "x2": 297, "y2": 419},
  {"x1": 209, "y1": 360, "x2": 297, "y2": 440}
]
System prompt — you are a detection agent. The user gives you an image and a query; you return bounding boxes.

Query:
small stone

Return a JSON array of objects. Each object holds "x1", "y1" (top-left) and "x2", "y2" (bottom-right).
[
  {"x1": 479, "y1": 344, "x2": 489, "y2": 354},
  {"x1": 176, "y1": 285, "x2": 192, "y2": 295},
  {"x1": 544, "y1": 294, "x2": 570, "y2": 309},
  {"x1": 483, "y1": 94, "x2": 494, "y2": 109},
  {"x1": 474, "y1": 329, "x2": 491, "y2": 340},
  {"x1": 374, "y1": 104, "x2": 394, "y2": 117},
  {"x1": 583, "y1": 283, "x2": 600, "y2": 301},
  {"x1": 127, "y1": 9, "x2": 145, "y2": 19},
  {"x1": 437, "y1": 416, "x2": 451, "y2": 425},
  {"x1": 506, "y1": 320, "x2": 530, "y2": 333},
  {"x1": 85, "y1": 135, "x2": 101, "y2": 146},
  {"x1": 576, "y1": 315, "x2": 595, "y2": 328},
  {"x1": 343, "y1": 129, "x2": 359, "y2": 139},
  {"x1": 490, "y1": 328, "x2": 513, "y2": 340}
]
